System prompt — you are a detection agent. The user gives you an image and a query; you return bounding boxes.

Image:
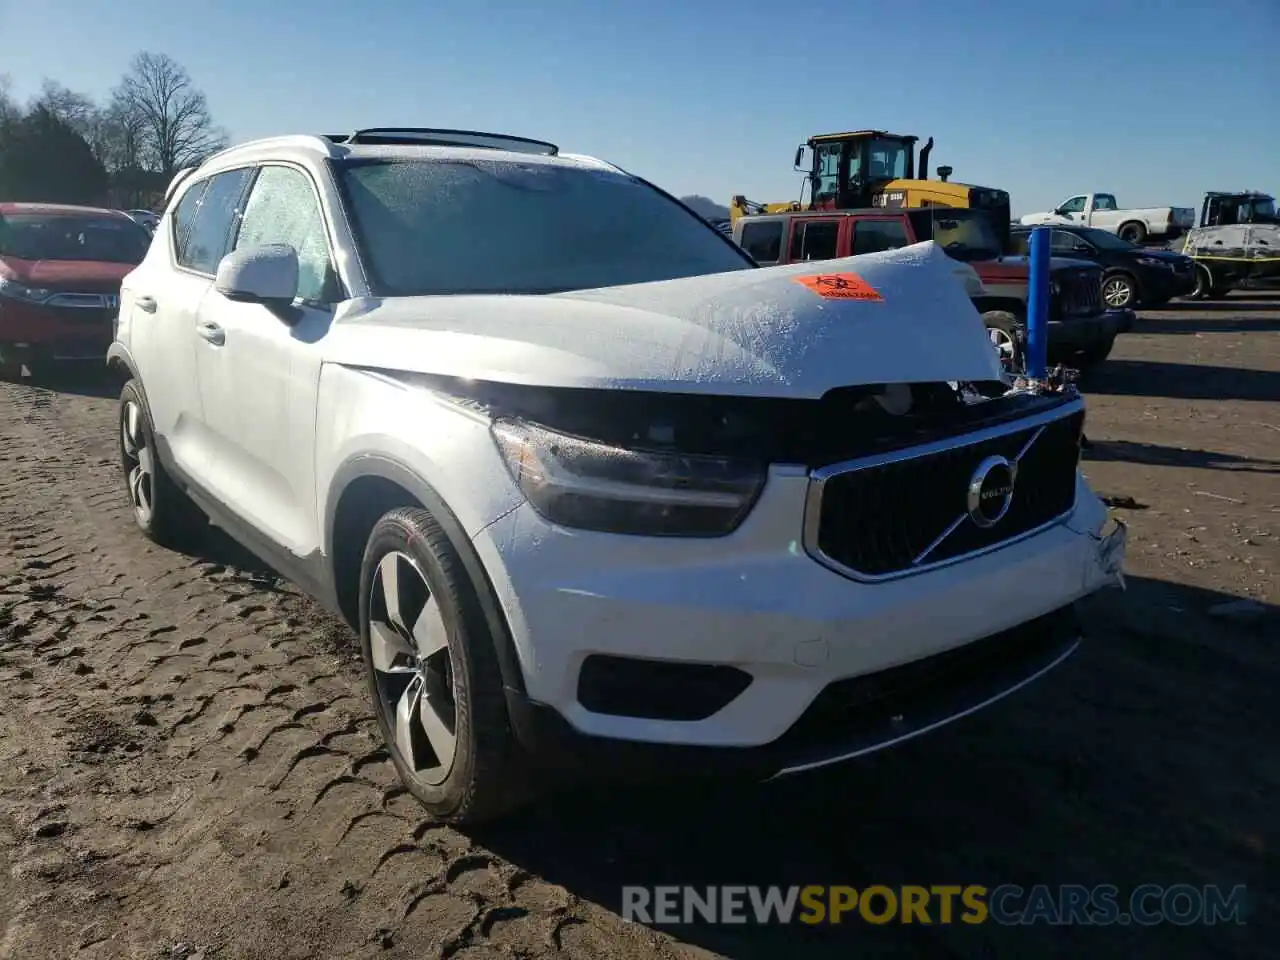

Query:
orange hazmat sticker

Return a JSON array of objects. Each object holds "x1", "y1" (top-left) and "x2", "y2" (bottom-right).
[{"x1": 792, "y1": 272, "x2": 884, "y2": 302}]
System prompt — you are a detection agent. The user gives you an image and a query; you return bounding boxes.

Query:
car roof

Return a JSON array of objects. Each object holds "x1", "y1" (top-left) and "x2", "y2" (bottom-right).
[
  {"x1": 0, "y1": 201, "x2": 127, "y2": 218},
  {"x1": 1012, "y1": 223, "x2": 1093, "y2": 232},
  {"x1": 190, "y1": 128, "x2": 624, "y2": 180}
]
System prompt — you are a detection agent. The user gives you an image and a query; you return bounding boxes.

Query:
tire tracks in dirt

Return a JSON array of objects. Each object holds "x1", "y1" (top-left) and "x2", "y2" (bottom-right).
[{"x1": 0, "y1": 380, "x2": 685, "y2": 960}]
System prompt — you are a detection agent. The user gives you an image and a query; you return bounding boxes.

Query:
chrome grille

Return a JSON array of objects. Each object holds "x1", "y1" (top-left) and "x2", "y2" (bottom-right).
[
  {"x1": 803, "y1": 401, "x2": 1085, "y2": 581},
  {"x1": 1056, "y1": 269, "x2": 1102, "y2": 317}
]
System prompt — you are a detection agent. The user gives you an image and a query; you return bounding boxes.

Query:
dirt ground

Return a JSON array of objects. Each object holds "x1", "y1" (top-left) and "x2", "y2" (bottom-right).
[{"x1": 1, "y1": 294, "x2": 1277, "y2": 960}]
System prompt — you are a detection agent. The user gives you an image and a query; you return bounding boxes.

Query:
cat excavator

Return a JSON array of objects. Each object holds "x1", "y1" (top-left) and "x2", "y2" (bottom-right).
[{"x1": 730, "y1": 129, "x2": 1011, "y2": 244}]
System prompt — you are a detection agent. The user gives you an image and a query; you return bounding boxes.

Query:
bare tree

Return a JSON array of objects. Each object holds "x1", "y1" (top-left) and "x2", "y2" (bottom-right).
[
  {"x1": 114, "y1": 52, "x2": 227, "y2": 176},
  {"x1": 98, "y1": 95, "x2": 148, "y2": 172},
  {"x1": 30, "y1": 79, "x2": 111, "y2": 160},
  {"x1": 32, "y1": 80, "x2": 98, "y2": 132}
]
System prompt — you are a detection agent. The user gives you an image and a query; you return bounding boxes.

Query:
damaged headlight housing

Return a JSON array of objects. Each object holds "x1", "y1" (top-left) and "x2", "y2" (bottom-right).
[
  {"x1": 0, "y1": 276, "x2": 53, "y2": 303},
  {"x1": 490, "y1": 418, "x2": 765, "y2": 536}
]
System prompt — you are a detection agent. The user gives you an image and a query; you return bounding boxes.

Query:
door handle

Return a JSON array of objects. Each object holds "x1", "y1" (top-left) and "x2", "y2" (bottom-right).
[
  {"x1": 135, "y1": 295, "x2": 158, "y2": 313},
  {"x1": 196, "y1": 320, "x2": 225, "y2": 346}
]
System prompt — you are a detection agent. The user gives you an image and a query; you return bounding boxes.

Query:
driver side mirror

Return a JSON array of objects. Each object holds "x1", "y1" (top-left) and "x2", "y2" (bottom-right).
[
  {"x1": 793, "y1": 145, "x2": 809, "y2": 171},
  {"x1": 215, "y1": 244, "x2": 299, "y2": 310}
]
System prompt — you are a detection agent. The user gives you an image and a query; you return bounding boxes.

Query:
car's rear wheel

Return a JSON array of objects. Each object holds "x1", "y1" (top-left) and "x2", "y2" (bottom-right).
[
  {"x1": 1101, "y1": 272, "x2": 1137, "y2": 309},
  {"x1": 119, "y1": 379, "x2": 206, "y2": 547},
  {"x1": 1182, "y1": 267, "x2": 1213, "y2": 300},
  {"x1": 1118, "y1": 222, "x2": 1147, "y2": 244},
  {"x1": 359, "y1": 507, "x2": 532, "y2": 824}
]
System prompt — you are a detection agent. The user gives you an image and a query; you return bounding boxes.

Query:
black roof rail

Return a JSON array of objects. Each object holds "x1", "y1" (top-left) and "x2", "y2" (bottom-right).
[{"x1": 321, "y1": 128, "x2": 558, "y2": 156}]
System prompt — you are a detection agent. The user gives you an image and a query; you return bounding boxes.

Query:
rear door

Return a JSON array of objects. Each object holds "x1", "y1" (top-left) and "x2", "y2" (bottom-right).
[
  {"x1": 192, "y1": 162, "x2": 342, "y2": 557},
  {"x1": 128, "y1": 167, "x2": 253, "y2": 483},
  {"x1": 1245, "y1": 225, "x2": 1280, "y2": 288}
]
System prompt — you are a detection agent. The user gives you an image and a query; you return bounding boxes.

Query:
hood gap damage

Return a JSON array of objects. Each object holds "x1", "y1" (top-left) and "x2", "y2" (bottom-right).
[{"x1": 377, "y1": 369, "x2": 1075, "y2": 469}]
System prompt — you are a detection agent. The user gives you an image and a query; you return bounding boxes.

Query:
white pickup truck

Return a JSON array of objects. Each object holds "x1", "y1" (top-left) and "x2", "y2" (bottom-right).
[{"x1": 1020, "y1": 192, "x2": 1195, "y2": 244}]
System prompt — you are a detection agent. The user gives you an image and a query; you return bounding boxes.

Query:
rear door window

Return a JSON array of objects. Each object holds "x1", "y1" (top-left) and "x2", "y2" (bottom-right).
[
  {"x1": 177, "y1": 168, "x2": 253, "y2": 275},
  {"x1": 739, "y1": 221, "x2": 783, "y2": 263},
  {"x1": 170, "y1": 179, "x2": 208, "y2": 264}
]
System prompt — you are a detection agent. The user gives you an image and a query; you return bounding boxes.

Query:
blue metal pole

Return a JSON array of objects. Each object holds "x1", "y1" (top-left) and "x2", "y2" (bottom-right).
[{"x1": 1025, "y1": 227, "x2": 1050, "y2": 379}]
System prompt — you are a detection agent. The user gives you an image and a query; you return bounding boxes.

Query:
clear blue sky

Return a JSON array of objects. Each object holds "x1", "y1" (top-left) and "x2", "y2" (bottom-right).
[{"x1": 3, "y1": 0, "x2": 1277, "y2": 214}]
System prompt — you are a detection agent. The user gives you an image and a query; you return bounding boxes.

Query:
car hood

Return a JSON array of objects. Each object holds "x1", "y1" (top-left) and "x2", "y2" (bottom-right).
[
  {"x1": 1132, "y1": 248, "x2": 1189, "y2": 262},
  {"x1": 0, "y1": 255, "x2": 135, "y2": 291},
  {"x1": 323, "y1": 240, "x2": 1003, "y2": 399}
]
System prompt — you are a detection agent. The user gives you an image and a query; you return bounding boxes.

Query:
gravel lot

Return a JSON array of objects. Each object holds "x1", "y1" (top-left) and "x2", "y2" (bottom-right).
[{"x1": 1, "y1": 294, "x2": 1276, "y2": 960}]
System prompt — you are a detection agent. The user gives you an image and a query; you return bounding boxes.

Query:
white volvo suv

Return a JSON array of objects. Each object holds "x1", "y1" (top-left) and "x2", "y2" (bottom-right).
[{"x1": 108, "y1": 127, "x2": 1126, "y2": 824}]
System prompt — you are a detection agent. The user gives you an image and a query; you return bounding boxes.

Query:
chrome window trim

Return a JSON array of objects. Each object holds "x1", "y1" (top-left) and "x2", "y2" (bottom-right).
[{"x1": 801, "y1": 397, "x2": 1086, "y2": 583}]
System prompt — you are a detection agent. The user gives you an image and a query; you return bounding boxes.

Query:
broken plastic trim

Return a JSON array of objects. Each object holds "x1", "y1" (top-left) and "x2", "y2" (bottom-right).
[{"x1": 383, "y1": 370, "x2": 1066, "y2": 469}]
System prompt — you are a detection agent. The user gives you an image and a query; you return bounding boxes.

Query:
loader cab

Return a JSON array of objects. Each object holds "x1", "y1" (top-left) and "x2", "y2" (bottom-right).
[
  {"x1": 1199, "y1": 192, "x2": 1277, "y2": 227},
  {"x1": 794, "y1": 131, "x2": 921, "y2": 210}
]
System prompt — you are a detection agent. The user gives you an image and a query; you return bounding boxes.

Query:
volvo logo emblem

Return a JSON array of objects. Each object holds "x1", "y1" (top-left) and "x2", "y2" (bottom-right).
[{"x1": 966, "y1": 455, "x2": 1016, "y2": 528}]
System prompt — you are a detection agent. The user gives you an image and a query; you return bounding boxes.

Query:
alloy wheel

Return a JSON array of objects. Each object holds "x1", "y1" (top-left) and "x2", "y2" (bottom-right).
[
  {"x1": 1102, "y1": 277, "x2": 1134, "y2": 308},
  {"x1": 368, "y1": 551, "x2": 458, "y2": 786},
  {"x1": 988, "y1": 327, "x2": 1018, "y2": 370},
  {"x1": 121, "y1": 399, "x2": 154, "y2": 526}
]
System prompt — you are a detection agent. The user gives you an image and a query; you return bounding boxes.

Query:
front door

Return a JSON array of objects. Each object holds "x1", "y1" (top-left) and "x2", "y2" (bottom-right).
[{"x1": 192, "y1": 163, "x2": 342, "y2": 558}]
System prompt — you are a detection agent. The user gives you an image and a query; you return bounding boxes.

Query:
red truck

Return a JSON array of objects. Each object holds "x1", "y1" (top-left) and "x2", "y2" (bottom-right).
[
  {"x1": 1, "y1": 202, "x2": 152, "y2": 379},
  {"x1": 730, "y1": 206, "x2": 1134, "y2": 369}
]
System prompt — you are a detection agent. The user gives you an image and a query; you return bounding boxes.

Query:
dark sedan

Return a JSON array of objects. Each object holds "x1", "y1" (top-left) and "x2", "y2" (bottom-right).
[{"x1": 1010, "y1": 224, "x2": 1196, "y2": 309}]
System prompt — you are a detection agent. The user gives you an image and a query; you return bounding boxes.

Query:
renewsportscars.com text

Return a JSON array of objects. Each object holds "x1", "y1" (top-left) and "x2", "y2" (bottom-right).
[{"x1": 622, "y1": 883, "x2": 1249, "y2": 927}]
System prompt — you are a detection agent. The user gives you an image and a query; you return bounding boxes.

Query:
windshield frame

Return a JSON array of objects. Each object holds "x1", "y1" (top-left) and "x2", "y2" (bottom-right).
[
  {"x1": 0, "y1": 211, "x2": 153, "y2": 264},
  {"x1": 330, "y1": 157, "x2": 756, "y2": 298}
]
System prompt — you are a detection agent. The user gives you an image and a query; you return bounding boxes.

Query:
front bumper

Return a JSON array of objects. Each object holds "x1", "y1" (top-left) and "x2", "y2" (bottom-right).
[
  {"x1": 0, "y1": 300, "x2": 115, "y2": 362},
  {"x1": 473, "y1": 467, "x2": 1126, "y2": 776},
  {"x1": 1048, "y1": 309, "x2": 1129, "y2": 351}
]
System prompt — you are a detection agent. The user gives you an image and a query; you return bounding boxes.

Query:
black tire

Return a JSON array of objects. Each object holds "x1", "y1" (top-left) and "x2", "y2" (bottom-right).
[
  {"x1": 1190, "y1": 265, "x2": 1215, "y2": 300},
  {"x1": 1076, "y1": 336, "x2": 1115, "y2": 368},
  {"x1": 981, "y1": 310, "x2": 1024, "y2": 375},
  {"x1": 1101, "y1": 271, "x2": 1138, "y2": 310},
  {"x1": 1118, "y1": 221, "x2": 1147, "y2": 245},
  {"x1": 118, "y1": 379, "x2": 207, "y2": 547},
  {"x1": 358, "y1": 507, "x2": 532, "y2": 825}
]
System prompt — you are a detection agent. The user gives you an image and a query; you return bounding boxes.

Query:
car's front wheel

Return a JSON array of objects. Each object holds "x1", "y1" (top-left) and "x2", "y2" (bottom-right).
[
  {"x1": 1101, "y1": 272, "x2": 1138, "y2": 309},
  {"x1": 359, "y1": 507, "x2": 532, "y2": 824},
  {"x1": 981, "y1": 310, "x2": 1024, "y2": 375},
  {"x1": 118, "y1": 379, "x2": 207, "y2": 547}
]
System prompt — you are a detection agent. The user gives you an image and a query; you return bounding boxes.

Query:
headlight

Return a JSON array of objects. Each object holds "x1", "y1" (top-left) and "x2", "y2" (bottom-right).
[
  {"x1": 1136, "y1": 257, "x2": 1171, "y2": 269},
  {"x1": 0, "y1": 276, "x2": 52, "y2": 303},
  {"x1": 490, "y1": 418, "x2": 766, "y2": 537}
]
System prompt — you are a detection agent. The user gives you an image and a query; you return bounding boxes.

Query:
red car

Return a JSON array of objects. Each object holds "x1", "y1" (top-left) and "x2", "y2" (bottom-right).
[{"x1": 0, "y1": 202, "x2": 152, "y2": 378}]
